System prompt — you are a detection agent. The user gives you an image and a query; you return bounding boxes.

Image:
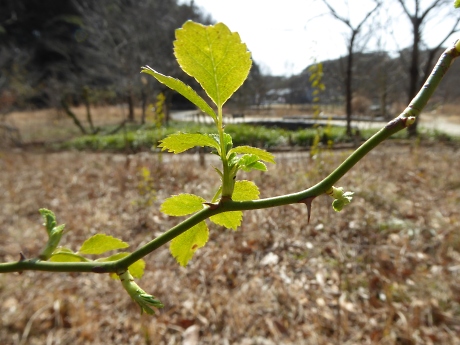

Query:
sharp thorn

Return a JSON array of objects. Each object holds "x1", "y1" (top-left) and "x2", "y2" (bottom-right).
[{"x1": 298, "y1": 196, "x2": 316, "y2": 224}]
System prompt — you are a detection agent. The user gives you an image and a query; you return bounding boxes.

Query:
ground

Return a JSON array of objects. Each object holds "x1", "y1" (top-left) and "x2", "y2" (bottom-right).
[{"x1": 1, "y1": 138, "x2": 460, "y2": 344}]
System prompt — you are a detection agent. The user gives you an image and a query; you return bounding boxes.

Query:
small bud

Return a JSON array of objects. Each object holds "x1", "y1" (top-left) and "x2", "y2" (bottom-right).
[
  {"x1": 405, "y1": 116, "x2": 416, "y2": 126},
  {"x1": 327, "y1": 186, "x2": 344, "y2": 199},
  {"x1": 118, "y1": 270, "x2": 164, "y2": 315},
  {"x1": 39, "y1": 224, "x2": 65, "y2": 260},
  {"x1": 38, "y1": 209, "x2": 65, "y2": 260},
  {"x1": 326, "y1": 186, "x2": 354, "y2": 212}
]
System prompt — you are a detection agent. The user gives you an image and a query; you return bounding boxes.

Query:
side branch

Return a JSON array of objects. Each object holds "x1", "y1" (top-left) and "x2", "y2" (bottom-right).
[
  {"x1": 401, "y1": 41, "x2": 459, "y2": 118},
  {"x1": 0, "y1": 42, "x2": 458, "y2": 275}
]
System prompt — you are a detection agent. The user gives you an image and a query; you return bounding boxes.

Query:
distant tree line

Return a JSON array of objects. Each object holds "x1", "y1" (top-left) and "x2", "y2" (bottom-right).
[
  {"x1": 280, "y1": 47, "x2": 460, "y2": 119},
  {"x1": 0, "y1": 0, "x2": 213, "y2": 121},
  {"x1": 0, "y1": 0, "x2": 459, "y2": 128}
]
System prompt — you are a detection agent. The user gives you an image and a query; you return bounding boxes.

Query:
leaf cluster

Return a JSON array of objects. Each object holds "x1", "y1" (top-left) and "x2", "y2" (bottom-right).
[
  {"x1": 142, "y1": 21, "x2": 276, "y2": 266},
  {"x1": 48, "y1": 233, "x2": 145, "y2": 279}
]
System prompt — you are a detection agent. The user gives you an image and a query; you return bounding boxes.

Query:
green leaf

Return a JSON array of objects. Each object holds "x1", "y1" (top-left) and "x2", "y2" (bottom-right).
[
  {"x1": 118, "y1": 270, "x2": 163, "y2": 314},
  {"x1": 232, "y1": 180, "x2": 260, "y2": 201},
  {"x1": 52, "y1": 246, "x2": 73, "y2": 253},
  {"x1": 49, "y1": 252, "x2": 89, "y2": 262},
  {"x1": 237, "y1": 154, "x2": 267, "y2": 172},
  {"x1": 98, "y1": 252, "x2": 146, "y2": 279},
  {"x1": 455, "y1": 0, "x2": 460, "y2": 8},
  {"x1": 160, "y1": 194, "x2": 206, "y2": 216},
  {"x1": 244, "y1": 161, "x2": 267, "y2": 172},
  {"x1": 39, "y1": 208, "x2": 57, "y2": 235},
  {"x1": 170, "y1": 221, "x2": 209, "y2": 267},
  {"x1": 38, "y1": 224, "x2": 65, "y2": 260},
  {"x1": 210, "y1": 211, "x2": 242, "y2": 230},
  {"x1": 223, "y1": 133, "x2": 234, "y2": 152},
  {"x1": 174, "y1": 21, "x2": 252, "y2": 107},
  {"x1": 141, "y1": 66, "x2": 217, "y2": 122},
  {"x1": 79, "y1": 234, "x2": 129, "y2": 255},
  {"x1": 331, "y1": 192, "x2": 354, "y2": 212},
  {"x1": 332, "y1": 199, "x2": 345, "y2": 212},
  {"x1": 229, "y1": 146, "x2": 275, "y2": 163},
  {"x1": 158, "y1": 132, "x2": 220, "y2": 154},
  {"x1": 209, "y1": 181, "x2": 259, "y2": 230}
]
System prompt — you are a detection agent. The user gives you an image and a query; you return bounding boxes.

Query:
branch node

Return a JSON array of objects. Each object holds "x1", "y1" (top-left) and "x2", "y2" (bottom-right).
[
  {"x1": 92, "y1": 266, "x2": 108, "y2": 274},
  {"x1": 385, "y1": 117, "x2": 402, "y2": 130},
  {"x1": 17, "y1": 252, "x2": 27, "y2": 275},
  {"x1": 203, "y1": 202, "x2": 220, "y2": 210}
]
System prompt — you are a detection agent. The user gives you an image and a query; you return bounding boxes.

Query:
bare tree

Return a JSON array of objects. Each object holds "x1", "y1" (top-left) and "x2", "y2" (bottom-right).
[
  {"x1": 73, "y1": 0, "x2": 210, "y2": 125},
  {"x1": 322, "y1": 0, "x2": 382, "y2": 136},
  {"x1": 395, "y1": 0, "x2": 460, "y2": 135}
]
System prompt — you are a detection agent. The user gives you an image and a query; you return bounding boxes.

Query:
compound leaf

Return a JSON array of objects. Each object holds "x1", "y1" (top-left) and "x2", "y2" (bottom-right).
[
  {"x1": 79, "y1": 234, "x2": 129, "y2": 255},
  {"x1": 174, "y1": 21, "x2": 252, "y2": 108},
  {"x1": 229, "y1": 146, "x2": 275, "y2": 163},
  {"x1": 160, "y1": 194, "x2": 206, "y2": 216},
  {"x1": 141, "y1": 66, "x2": 217, "y2": 122},
  {"x1": 158, "y1": 132, "x2": 220, "y2": 154},
  {"x1": 209, "y1": 181, "x2": 259, "y2": 230},
  {"x1": 170, "y1": 221, "x2": 209, "y2": 267}
]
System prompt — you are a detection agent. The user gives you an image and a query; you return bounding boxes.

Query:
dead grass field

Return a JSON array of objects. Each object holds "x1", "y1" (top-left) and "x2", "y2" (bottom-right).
[
  {"x1": 1, "y1": 140, "x2": 460, "y2": 344},
  {"x1": 2, "y1": 106, "x2": 129, "y2": 143}
]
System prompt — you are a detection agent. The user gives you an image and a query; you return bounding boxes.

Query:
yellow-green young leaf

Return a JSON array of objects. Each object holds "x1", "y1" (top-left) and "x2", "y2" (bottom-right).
[
  {"x1": 158, "y1": 132, "x2": 220, "y2": 154},
  {"x1": 209, "y1": 181, "x2": 258, "y2": 230},
  {"x1": 210, "y1": 211, "x2": 242, "y2": 230},
  {"x1": 141, "y1": 67, "x2": 217, "y2": 122},
  {"x1": 52, "y1": 246, "x2": 73, "y2": 253},
  {"x1": 79, "y1": 234, "x2": 129, "y2": 255},
  {"x1": 455, "y1": 0, "x2": 460, "y2": 9},
  {"x1": 170, "y1": 221, "x2": 209, "y2": 267},
  {"x1": 49, "y1": 252, "x2": 89, "y2": 262},
  {"x1": 97, "y1": 252, "x2": 146, "y2": 279},
  {"x1": 160, "y1": 194, "x2": 206, "y2": 216},
  {"x1": 229, "y1": 146, "x2": 275, "y2": 163},
  {"x1": 39, "y1": 208, "x2": 59, "y2": 235},
  {"x1": 174, "y1": 21, "x2": 252, "y2": 107},
  {"x1": 233, "y1": 180, "x2": 260, "y2": 201}
]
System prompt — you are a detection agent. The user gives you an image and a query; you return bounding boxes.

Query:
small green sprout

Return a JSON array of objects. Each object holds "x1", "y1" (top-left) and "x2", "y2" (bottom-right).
[
  {"x1": 38, "y1": 209, "x2": 65, "y2": 260},
  {"x1": 327, "y1": 186, "x2": 354, "y2": 212},
  {"x1": 118, "y1": 270, "x2": 164, "y2": 315}
]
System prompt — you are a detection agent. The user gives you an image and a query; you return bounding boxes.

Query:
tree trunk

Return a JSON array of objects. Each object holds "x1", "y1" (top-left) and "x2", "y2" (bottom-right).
[
  {"x1": 127, "y1": 91, "x2": 135, "y2": 122},
  {"x1": 83, "y1": 86, "x2": 96, "y2": 133},
  {"x1": 61, "y1": 98, "x2": 87, "y2": 135},
  {"x1": 407, "y1": 19, "x2": 421, "y2": 137},
  {"x1": 141, "y1": 89, "x2": 147, "y2": 125},
  {"x1": 345, "y1": 33, "x2": 356, "y2": 136}
]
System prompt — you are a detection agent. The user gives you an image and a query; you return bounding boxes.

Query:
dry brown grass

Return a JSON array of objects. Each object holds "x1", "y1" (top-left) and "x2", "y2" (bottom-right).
[
  {"x1": 1, "y1": 141, "x2": 460, "y2": 344},
  {"x1": 3, "y1": 106, "x2": 130, "y2": 143}
]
